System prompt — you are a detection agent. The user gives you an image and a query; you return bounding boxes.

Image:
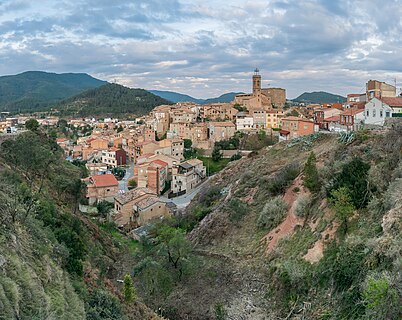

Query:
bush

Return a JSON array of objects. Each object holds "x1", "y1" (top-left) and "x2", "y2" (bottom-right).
[
  {"x1": 362, "y1": 272, "x2": 401, "y2": 320},
  {"x1": 96, "y1": 201, "x2": 114, "y2": 217},
  {"x1": 267, "y1": 163, "x2": 300, "y2": 196},
  {"x1": 257, "y1": 197, "x2": 288, "y2": 230},
  {"x1": 228, "y1": 199, "x2": 248, "y2": 222},
  {"x1": 86, "y1": 289, "x2": 123, "y2": 320},
  {"x1": 128, "y1": 179, "x2": 137, "y2": 189},
  {"x1": 230, "y1": 153, "x2": 242, "y2": 161},
  {"x1": 294, "y1": 195, "x2": 311, "y2": 218},
  {"x1": 329, "y1": 157, "x2": 370, "y2": 208},
  {"x1": 303, "y1": 152, "x2": 320, "y2": 193}
]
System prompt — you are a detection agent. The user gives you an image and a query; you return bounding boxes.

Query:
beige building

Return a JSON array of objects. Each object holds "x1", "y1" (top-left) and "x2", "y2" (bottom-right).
[
  {"x1": 266, "y1": 110, "x2": 285, "y2": 128},
  {"x1": 156, "y1": 138, "x2": 184, "y2": 160},
  {"x1": 171, "y1": 159, "x2": 206, "y2": 195},
  {"x1": 366, "y1": 80, "x2": 396, "y2": 101},
  {"x1": 113, "y1": 187, "x2": 175, "y2": 230},
  {"x1": 208, "y1": 121, "x2": 236, "y2": 142},
  {"x1": 202, "y1": 103, "x2": 238, "y2": 121},
  {"x1": 234, "y1": 69, "x2": 286, "y2": 111},
  {"x1": 134, "y1": 159, "x2": 168, "y2": 194},
  {"x1": 85, "y1": 174, "x2": 119, "y2": 205}
]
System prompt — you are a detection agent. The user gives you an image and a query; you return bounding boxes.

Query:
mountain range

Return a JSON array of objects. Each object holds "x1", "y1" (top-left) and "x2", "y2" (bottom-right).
[
  {"x1": 149, "y1": 90, "x2": 243, "y2": 104},
  {"x1": 0, "y1": 71, "x2": 106, "y2": 111},
  {"x1": 293, "y1": 91, "x2": 346, "y2": 104}
]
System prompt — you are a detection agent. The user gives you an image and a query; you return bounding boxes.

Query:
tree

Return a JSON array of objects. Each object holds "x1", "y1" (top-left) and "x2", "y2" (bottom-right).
[
  {"x1": 123, "y1": 274, "x2": 137, "y2": 303},
  {"x1": 25, "y1": 119, "x2": 40, "y2": 132},
  {"x1": 183, "y1": 139, "x2": 192, "y2": 149},
  {"x1": 86, "y1": 289, "x2": 123, "y2": 320},
  {"x1": 116, "y1": 125, "x2": 123, "y2": 133},
  {"x1": 212, "y1": 146, "x2": 222, "y2": 162},
  {"x1": 303, "y1": 152, "x2": 320, "y2": 193},
  {"x1": 128, "y1": 179, "x2": 137, "y2": 189},
  {"x1": 330, "y1": 187, "x2": 355, "y2": 235},
  {"x1": 331, "y1": 157, "x2": 370, "y2": 208},
  {"x1": 156, "y1": 226, "x2": 192, "y2": 280}
]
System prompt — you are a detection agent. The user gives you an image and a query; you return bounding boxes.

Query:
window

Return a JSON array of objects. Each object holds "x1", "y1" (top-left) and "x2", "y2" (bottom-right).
[
  {"x1": 366, "y1": 110, "x2": 369, "y2": 116},
  {"x1": 386, "y1": 111, "x2": 390, "y2": 117},
  {"x1": 373, "y1": 110, "x2": 376, "y2": 117},
  {"x1": 380, "y1": 110, "x2": 383, "y2": 117}
]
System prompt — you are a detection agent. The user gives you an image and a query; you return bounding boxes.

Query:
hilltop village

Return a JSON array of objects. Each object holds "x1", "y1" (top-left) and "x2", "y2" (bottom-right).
[{"x1": 1, "y1": 71, "x2": 401, "y2": 236}]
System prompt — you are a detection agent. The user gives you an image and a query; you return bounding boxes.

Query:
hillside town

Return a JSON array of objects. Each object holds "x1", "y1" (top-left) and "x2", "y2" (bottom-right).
[{"x1": 1, "y1": 70, "x2": 402, "y2": 235}]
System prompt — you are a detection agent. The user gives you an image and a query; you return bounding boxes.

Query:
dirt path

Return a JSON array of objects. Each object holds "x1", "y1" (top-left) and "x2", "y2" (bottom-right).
[{"x1": 261, "y1": 176, "x2": 307, "y2": 254}]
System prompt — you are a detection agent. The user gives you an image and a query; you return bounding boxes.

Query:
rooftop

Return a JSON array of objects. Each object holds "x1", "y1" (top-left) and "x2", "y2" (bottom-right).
[
  {"x1": 115, "y1": 187, "x2": 156, "y2": 205},
  {"x1": 209, "y1": 121, "x2": 235, "y2": 127},
  {"x1": 90, "y1": 174, "x2": 118, "y2": 188},
  {"x1": 381, "y1": 97, "x2": 402, "y2": 107}
]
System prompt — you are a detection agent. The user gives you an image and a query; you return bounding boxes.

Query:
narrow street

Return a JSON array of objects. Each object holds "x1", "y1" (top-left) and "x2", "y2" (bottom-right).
[{"x1": 118, "y1": 161, "x2": 134, "y2": 192}]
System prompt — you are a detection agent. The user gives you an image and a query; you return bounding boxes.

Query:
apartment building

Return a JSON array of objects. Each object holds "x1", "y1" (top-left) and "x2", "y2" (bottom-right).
[{"x1": 171, "y1": 159, "x2": 206, "y2": 195}]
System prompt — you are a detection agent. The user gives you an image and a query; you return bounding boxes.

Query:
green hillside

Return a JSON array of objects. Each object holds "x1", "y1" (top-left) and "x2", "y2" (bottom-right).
[
  {"x1": 294, "y1": 91, "x2": 346, "y2": 104},
  {"x1": 0, "y1": 71, "x2": 106, "y2": 111},
  {"x1": 0, "y1": 130, "x2": 162, "y2": 319},
  {"x1": 54, "y1": 83, "x2": 172, "y2": 117}
]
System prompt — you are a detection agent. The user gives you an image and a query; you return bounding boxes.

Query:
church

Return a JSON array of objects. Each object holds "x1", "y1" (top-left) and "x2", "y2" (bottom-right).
[{"x1": 234, "y1": 69, "x2": 286, "y2": 111}]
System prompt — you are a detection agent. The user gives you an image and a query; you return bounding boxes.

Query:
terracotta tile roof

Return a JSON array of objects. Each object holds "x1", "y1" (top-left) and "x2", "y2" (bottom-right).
[
  {"x1": 90, "y1": 174, "x2": 118, "y2": 187},
  {"x1": 349, "y1": 101, "x2": 366, "y2": 109},
  {"x1": 324, "y1": 115, "x2": 341, "y2": 122},
  {"x1": 279, "y1": 130, "x2": 290, "y2": 135},
  {"x1": 341, "y1": 109, "x2": 364, "y2": 116},
  {"x1": 381, "y1": 97, "x2": 402, "y2": 107},
  {"x1": 151, "y1": 159, "x2": 168, "y2": 167}
]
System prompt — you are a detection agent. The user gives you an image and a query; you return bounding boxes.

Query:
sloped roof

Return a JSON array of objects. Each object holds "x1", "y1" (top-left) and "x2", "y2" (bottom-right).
[
  {"x1": 324, "y1": 115, "x2": 341, "y2": 122},
  {"x1": 341, "y1": 108, "x2": 364, "y2": 116},
  {"x1": 381, "y1": 97, "x2": 402, "y2": 107},
  {"x1": 90, "y1": 174, "x2": 118, "y2": 187}
]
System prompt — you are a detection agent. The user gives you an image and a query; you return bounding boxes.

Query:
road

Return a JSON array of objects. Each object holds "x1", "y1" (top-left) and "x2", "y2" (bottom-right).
[
  {"x1": 118, "y1": 161, "x2": 134, "y2": 192},
  {"x1": 160, "y1": 176, "x2": 212, "y2": 209}
]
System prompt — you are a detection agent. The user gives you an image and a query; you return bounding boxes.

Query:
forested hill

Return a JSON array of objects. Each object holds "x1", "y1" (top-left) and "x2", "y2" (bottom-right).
[
  {"x1": 293, "y1": 91, "x2": 346, "y2": 104},
  {"x1": 54, "y1": 83, "x2": 172, "y2": 117},
  {"x1": 0, "y1": 71, "x2": 105, "y2": 112},
  {"x1": 149, "y1": 90, "x2": 243, "y2": 104}
]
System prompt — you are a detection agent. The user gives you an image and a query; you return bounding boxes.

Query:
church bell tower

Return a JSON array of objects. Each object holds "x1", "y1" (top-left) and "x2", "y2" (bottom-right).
[{"x1": 252, "y1": 68, "x2": 261, "y2": 95}]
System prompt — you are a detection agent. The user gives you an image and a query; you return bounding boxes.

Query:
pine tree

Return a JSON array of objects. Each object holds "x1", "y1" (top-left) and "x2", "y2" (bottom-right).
[
  {"x1": 212, "y1": 146, "x2": 222, "y2": 162},
  {"x1": 303, "y1": 151, "x2": 320, "y2": 193},
  {"x1": 123, "y1": 273, "x2": 136, "y2": 303}
]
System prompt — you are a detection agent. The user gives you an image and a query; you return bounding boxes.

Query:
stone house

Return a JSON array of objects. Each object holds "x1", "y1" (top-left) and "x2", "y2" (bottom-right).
[
  {"x1": 113, "y1": 187, "x2": 175, "y2": 230},
  {"x1": 85, "y1": 174, "x2": 119, "y2": 205},
  {"x1": 171, "y1": 159, "x2": 206, "y2": 195},
  {"x1": 207, "y1": 121, "x2": 236, "y2": 142}
]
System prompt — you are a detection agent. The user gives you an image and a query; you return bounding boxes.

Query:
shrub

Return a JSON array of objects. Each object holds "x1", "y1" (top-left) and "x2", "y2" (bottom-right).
[
  {"x1": 303, "y1": 152, "x2": 320, "y2": 193},
  {"x1": 362, "y1": 272, "x2": 401, "y2": 320},
  {"x1": 267, "y1": 163, "x2": 300, "y2": 196},
  {"x1": 96, "y1": 201, "x2": 114, "y2": 217},
  {"x1": 214, "y1": 303, "x2": 227, "y2": 320},
  {"x1": 257, "y1": 197, "x2": 288, "y2": 230},
  {"x1": 228, "y1": 199, "x2": 248, "y2": 222},
  {"x1": 128, "y1": 179, "x2": 137, "y2": 189},
  {"x1": 212, "y1": 146, "x2": 223, "y2": 162},
  {"x1": 86, "y1": 289, "x2": 123, "y2": 320},
  {"x1": 330, "y1": 157, "x2": 370, "y2": 208},
  {"x1": 294, "y1": 195, "x2": 311, "y2": 218},
  {"x1": 230, "y1": 153, "x2": 242, "y2": 161}
]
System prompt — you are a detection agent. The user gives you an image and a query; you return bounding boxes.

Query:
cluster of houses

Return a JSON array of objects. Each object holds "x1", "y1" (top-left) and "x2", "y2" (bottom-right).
[{"x1": 7, "y1": 71, "x2": 401, "y2": 234}]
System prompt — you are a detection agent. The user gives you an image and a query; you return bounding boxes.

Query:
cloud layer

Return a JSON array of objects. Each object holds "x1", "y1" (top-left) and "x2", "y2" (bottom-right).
[{"x1": 1, "y1": 0, "x2": 401, "y2": 98}]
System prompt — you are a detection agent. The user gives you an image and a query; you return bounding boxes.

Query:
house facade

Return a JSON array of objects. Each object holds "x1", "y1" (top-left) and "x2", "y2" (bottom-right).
[
  {"x1": 364, "y1": 97, "x2": 402, "y2": 126},
  {"x1": 280, "y1": 117, "x2": 316, "y2": 141},
  {"x1": 171, "y1": 159, "x2": 206, "y2": 195},
  {"x1": 85, "y1": 174, "x2": 119, "y2": 205}
]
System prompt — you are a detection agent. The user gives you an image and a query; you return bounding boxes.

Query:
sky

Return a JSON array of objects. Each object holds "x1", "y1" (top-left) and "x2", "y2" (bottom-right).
[{"x1": 0, "y1": 0, "x2": 401, "y2": 99}]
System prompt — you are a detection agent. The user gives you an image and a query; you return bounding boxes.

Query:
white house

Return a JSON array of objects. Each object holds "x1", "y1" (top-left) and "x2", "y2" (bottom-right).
[
  {"x1": 364, "y1": 97, "x2": 402, "y2": 126},
  {"x1": 236, "y1": 112, "x2": 254, "y2": 131}
]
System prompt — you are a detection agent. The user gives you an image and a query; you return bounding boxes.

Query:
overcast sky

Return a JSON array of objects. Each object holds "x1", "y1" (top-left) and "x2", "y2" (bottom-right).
[{"x1": 0, "y1": 0, "x2": 401, "y2": 99}]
